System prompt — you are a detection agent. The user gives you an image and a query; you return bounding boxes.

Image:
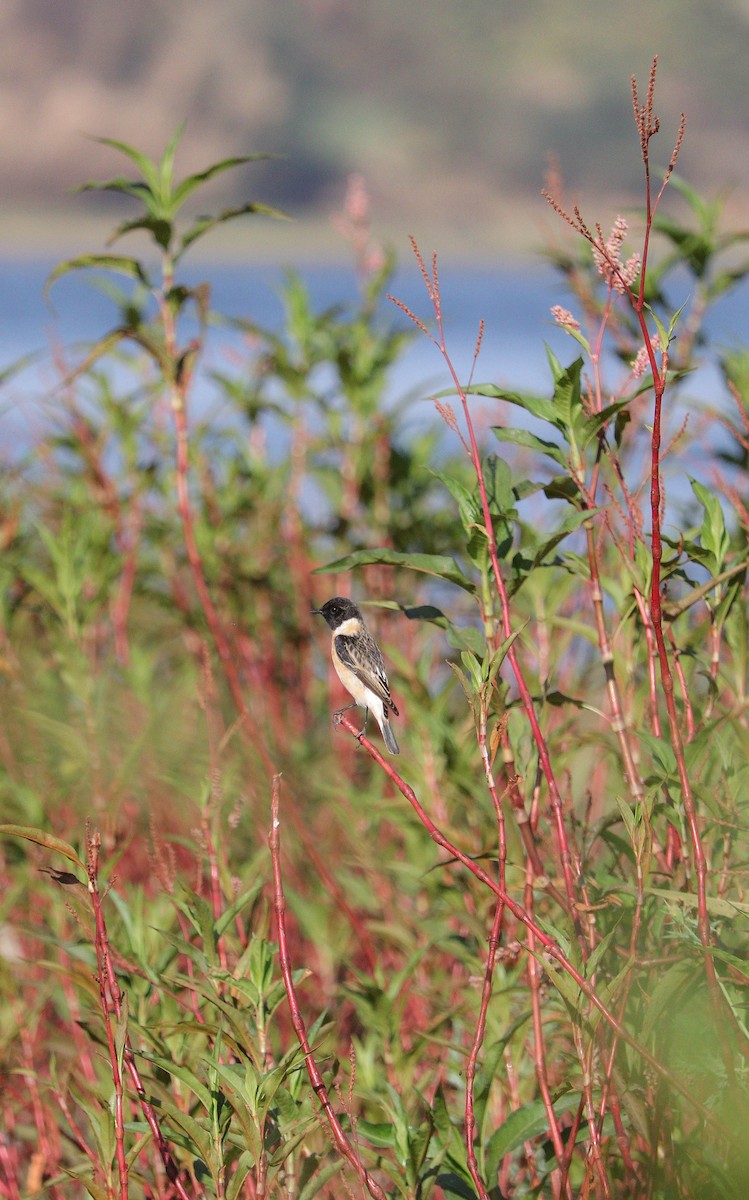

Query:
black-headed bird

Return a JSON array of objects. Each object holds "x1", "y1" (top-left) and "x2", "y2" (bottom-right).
[{"x1": 313, "y1": 596, "x2": 400, "y2": 755}]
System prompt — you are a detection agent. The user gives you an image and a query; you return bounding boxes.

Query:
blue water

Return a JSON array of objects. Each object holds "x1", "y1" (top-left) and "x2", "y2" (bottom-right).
[{"x1": 0, "y1": 257, "x2": 745, "y2": 467}]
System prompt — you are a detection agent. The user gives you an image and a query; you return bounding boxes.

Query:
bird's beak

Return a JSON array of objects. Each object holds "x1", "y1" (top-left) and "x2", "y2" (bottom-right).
[{"x1": 311, "y1": 608, "x2": 321, "y2": 615}]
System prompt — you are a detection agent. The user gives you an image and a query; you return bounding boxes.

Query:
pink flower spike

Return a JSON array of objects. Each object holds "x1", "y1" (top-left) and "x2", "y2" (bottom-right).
[{"x1": 551, "y1": 305, "x2": 580, "y2": 331}]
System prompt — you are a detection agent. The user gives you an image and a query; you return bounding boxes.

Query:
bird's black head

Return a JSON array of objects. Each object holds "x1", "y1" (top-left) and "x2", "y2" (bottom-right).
[{"x1": 312, "y1": 596, "x2": 361, "y2": 630}]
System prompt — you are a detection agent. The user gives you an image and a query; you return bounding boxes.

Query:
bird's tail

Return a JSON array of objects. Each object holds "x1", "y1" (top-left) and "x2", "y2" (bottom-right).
[{"x1": 380, "y1": 714, "x2": 400, "y2": 755}]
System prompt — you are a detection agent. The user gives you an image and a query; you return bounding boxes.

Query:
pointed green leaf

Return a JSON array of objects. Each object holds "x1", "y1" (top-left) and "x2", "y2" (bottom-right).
[
  {"x1": 178, "y1": 202, "x2": 289, "y2": 259},
  {"x1": 530, "y1": 508, "x2": 596, "y2": 567},
  {"x1": 76, "y1": 177, "x2": 155, "y2": 203},
  {"x1": 114, "y1": 994, "x2": 128, "y2": 1076},
  {"x1": 484, "y1": 1094, "x2": 573, "y2": 1179},
  {"x1": 314, "y1": 548, "x2": 476, "y2": 593},
  {"x1": 551, "y1": 356, "x2": 584, "y2": 432},
  {"x1": 644, "y1": 303, "x2": 669, "y2": 354},
  {"x1": 171, "y1": 153, "x2": 275, "y2": 207},
  {"x1": 690, "y1": 477, "x2": 729, "y2": 569},
  {"x1": 157, "y1": 123, "x2": 186, "y2": 203},
  {"x1": 0, "y1": 824, "x2": 84, "y2": 870},
  {"x1": 90, "y1": 135, "x2": 161, "y2": 191},
  {"x1": 459, "y1": 383, "x2": 557, "y2": 424},
  {"x1": 297, "y1": 1160, "x2": 346, "y2": 1200},
  {"x1": 446, "y1": 660, "x2": 478, "y2": 711},
  {"x1": 46, "y1": 255, "x2": 149, "y2": 297},
  {"x1": 492, "y1": 425, "x2": 567, "y2": 466},
  {"x1": 107, "y1": 215, "x2": 173, "y2": 250},
  {"x1": 483, "y1": 626, "x2": 524, "y2": 688},
  {"x1": 582, "y1": 398, "x2": 633, "y2": 448}
]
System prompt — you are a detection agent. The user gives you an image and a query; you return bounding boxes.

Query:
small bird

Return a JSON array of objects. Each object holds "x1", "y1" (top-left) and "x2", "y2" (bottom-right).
[{"x1": 313, "y1": 596, "x2": 400, "y2": 755}]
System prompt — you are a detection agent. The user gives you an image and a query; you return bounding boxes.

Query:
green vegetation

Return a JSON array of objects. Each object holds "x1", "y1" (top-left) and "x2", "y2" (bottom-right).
[{"x1": 1, "y1": 61, "x2": 749, "y2": 1200}]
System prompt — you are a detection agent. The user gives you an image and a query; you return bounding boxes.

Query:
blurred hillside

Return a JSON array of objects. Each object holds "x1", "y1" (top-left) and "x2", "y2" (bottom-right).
[{"x1": 2, "y1": 0, "x2": 748, "y2": 256}]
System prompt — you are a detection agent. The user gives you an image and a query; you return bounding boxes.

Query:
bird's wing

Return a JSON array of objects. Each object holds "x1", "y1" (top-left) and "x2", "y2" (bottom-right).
[{"x1": 334, "y1": 633, "x2": 399, "y2": 716}]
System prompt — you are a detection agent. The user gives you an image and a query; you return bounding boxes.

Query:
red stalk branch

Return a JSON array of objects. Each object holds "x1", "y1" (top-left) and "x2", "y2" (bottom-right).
[
  {"x1": 390, "y1": 253, "x2": 581, "y2": 924},
  {"x1": 336, "y1": 715, "x2": 717, "y2": 1124},
  {"x1": 269, "y1": 778, "x2": 388, "y2": 1200},
  {"x1": 88, "y1": 834, "x2": 192, "y2": 1200}
]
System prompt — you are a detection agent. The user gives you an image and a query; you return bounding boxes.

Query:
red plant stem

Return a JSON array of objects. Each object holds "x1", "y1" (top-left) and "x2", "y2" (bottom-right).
[
  {"x1": 392, "y1": 251, "x2": 581, "y2": 921},
  {"x1": 452, "y1": 362, "x2": 580, "y2": 918},
  {"x1": 464, "y1": 704, "x2": 508, "y2": 1200},
  {"x1": 112, "y1": 496, "x2": 142, "y2": 666},
  {"x1": 57, "y1": 1091, "x2": 105, "y2": 1178},
  {"x1": 283, "y1": 798, "x2": 380, "y2": 975},
  {"x1": 269, "y1": 777, "x2": 388, "y2": 1200},
  {"x1": 498, "y1": 730, "x2": 569, "y2": 911},
  {"x1": 88, "y1": 839, "x2": 129, "y2": 1200},
  {"x1": 0, "y1": 1139, "x2": 20, "y2": 1200},
  {"x1": 337, "y1": 714, "x2": 718, "y2": 1122},
  {"x1": 172, "y1": 397, "x2": 248, "y2": 709},
  {"x1": 551, "y1": 62, "x2": 728, "y2": 1057},
  {"x1": 621, "y1": 76, "x2": 732, "y2": 1057},
  {"x1": 157, "y1": 283, "x2": 276, "y2": 778},
  {"x1": 569, "y1": 1026, "x2": 610, "y2": 1199},
  {"x1": 633, "y1": 590, "x2": 662, "y2": 738},
  {"x1": 584, "y1": 521, "x2": 646, "y2": 811},
  {"x1": 667, "y1": 624, "x2": 695, "y2": 740},
  {"x1": 524, "y1": 867, "x2": 571, "y2": 1200},
  {"x1": 87, "y1": 834, "x2": 193, "y2": 1200},
  {"x1": 464, "y1": 895, "x2": 503, "y2": 1200}
]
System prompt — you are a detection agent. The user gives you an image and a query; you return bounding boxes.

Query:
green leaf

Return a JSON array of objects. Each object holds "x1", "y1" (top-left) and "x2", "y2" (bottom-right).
[
  {"x1": 157, "y1": 123, "x2": 185, "y2": 204},
  {"x1": 356, "y1": 1120, "x2": 396, "y2": 1148},
  {"x1": 45, "y1": 255, "x2": 149, "y2": 297},
  {"x1": 314, "y1": 548, "x2": 476, "y2": 593},
  {"x1": 492, "y1": 425, "x2": 567, "y2": 466},
  {"x1": 90, "y1": 135, "x2": 162, "y2": 192},
  {"x1": 446, "y1": 660, "x2": 478, "y2": 712},
  {"x1": 76, "y1": 177, "x2": 155, "y2": 204},
  {"x1": 690, "y1": 477, "x2": 729, "y2": 570},
  {"x1": 226, "y1": 1150, "x2": 256, "y2": 1200},
  {"x1": 551, "y1": 356, "x2": 584, "y2": 432},
  {"x1": 108, "y1": 215, "x2": 173, "y2": 250},
  {"x1": 434, "y1": 1172, "x2": 477, "y2": 1199},
  {"x1": 297, "y1": 1161, "x2": 346, "y2": 1200},
  {"x1": 484, "y1": 1094, "x2": 573, "y2": 1179},
  {"x1": 483, "y1": 626, "x2": 524, "y2": 688},
  {"x1": 460, "y1": 649, "x2": 482, "y2": 690},
  {"x1": 114, "y1": 992, "x2": 129, "y2": 1078},
  {"x1": 214, "y1": 883, "x2": 264, "y2": 939},
  {"x1": 638, "y1": 730, "x2": 678, "y2": 782},
  {"x1": 171, "y1": 153, "x2": 276, "y2": 207},
  {"x1": 530, "y1": 508, "x2": 595, "y2": 567},
  {"x1": 462, "y1": 383, "x2": 557, "y2": 424},
  {"x1": 582, "y1": 398, "x2": 633, "y2": 448},
  {"x1": 430, "y1": 469, "x2": 480, "y2": 532},
  {"x1": 0, "y1": 824, "x2": 84, "y2": 870},
  {"x1": 136, "y1": 1050, "x2": 213, "y2": 1109},
  {"x1": 484, "y1": 453, "x2": 515, "y2": 513},
  {"x1": 178, "y1": 202, "x2": 290, "y2": 259}
]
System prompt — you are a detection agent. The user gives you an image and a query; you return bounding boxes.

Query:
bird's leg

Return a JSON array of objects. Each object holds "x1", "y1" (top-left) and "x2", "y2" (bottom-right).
[
  {"x1": 332, "y1": 701, "x2": 358, "y2": 727},
  {"x1": 353, "y1": 709, "x2": 369, "y2": 740}
]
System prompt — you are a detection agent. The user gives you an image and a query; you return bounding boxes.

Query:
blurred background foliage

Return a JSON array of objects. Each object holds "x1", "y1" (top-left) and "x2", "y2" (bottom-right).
[{"x1": 3, "y1": 0, "x2": 749, "y2": 256}]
